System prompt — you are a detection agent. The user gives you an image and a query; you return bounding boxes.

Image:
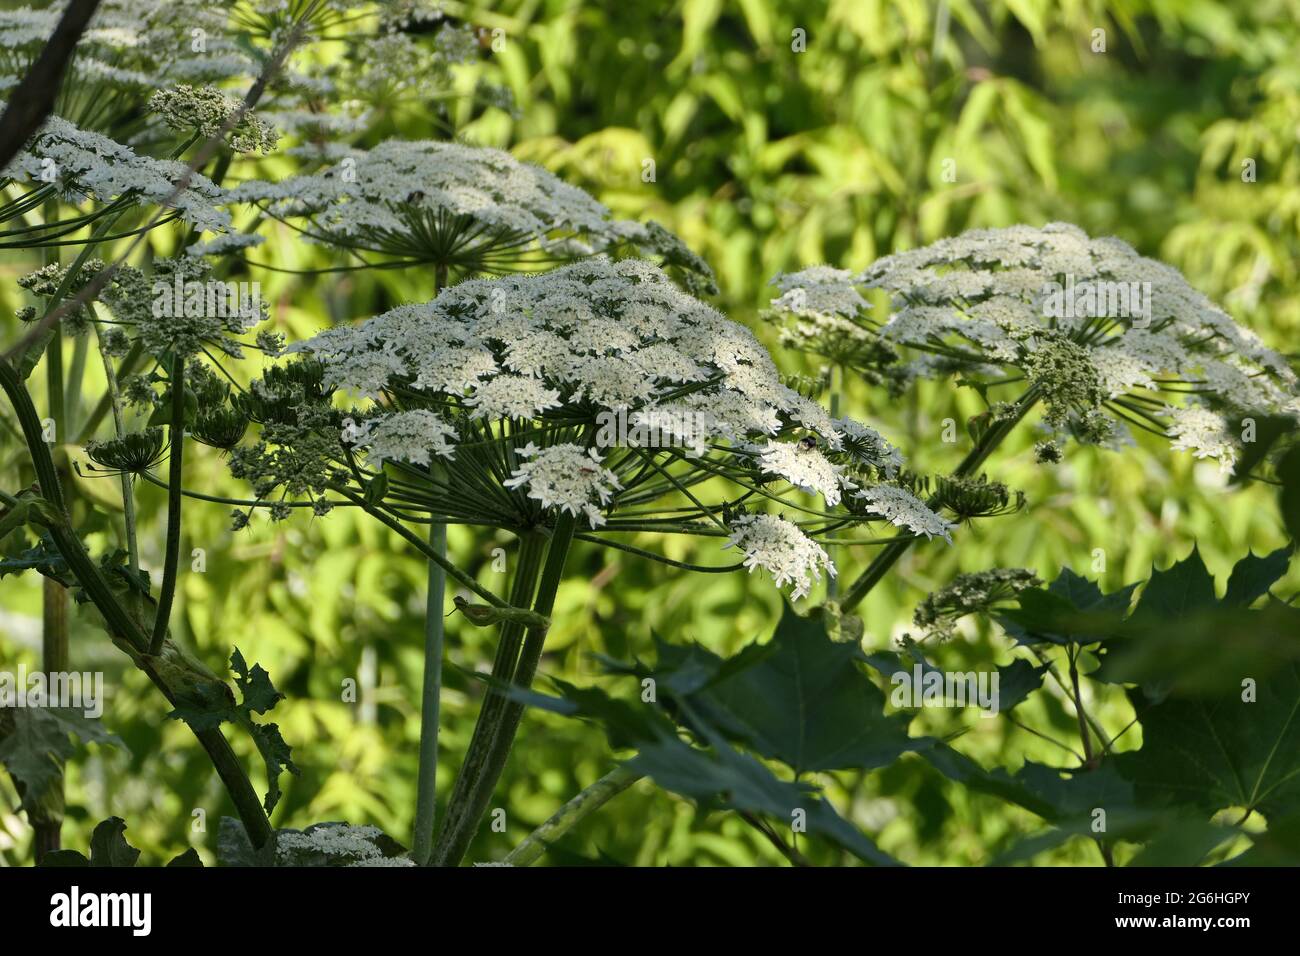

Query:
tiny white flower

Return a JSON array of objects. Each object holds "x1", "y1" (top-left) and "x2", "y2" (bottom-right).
[
  {"x1": 724, "y1": 513, "x2": 835, "y2": 601},
  {"x1": 504, "y1": 443, "x2": 623, "y2": 528},
  {"x1": 854, "y1": 485, "x2": 955, "y2": 543},
  {"x1": 353, "y1": 410, "x2": 458, "y2": 466}
]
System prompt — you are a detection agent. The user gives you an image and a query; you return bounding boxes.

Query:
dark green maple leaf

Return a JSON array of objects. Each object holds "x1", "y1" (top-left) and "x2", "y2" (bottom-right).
[
  {"x1": 995, "y1": 567, "x2": 1135, "y2": 646},
  {"x1": 1115, "y1": 663, "x2": 1300, "y2": 820},
  {"x1": 0, "y1": 707, "x2": 120, "y2": 808},
  {"x1": 168, "y1": 647, "x2": 297, "y2": 814},
  {"x1": 650, "y1": 604, "x2": 928, "y2": 775}
]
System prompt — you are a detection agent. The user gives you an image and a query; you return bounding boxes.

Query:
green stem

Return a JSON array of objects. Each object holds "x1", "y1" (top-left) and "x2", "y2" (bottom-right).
[
  {"x1": 412, "y1": 471, "x2": 449, "y2": 865},
  {"x1": 827, "y1": 363, "x2": 841, "y2": 601},
  {"x1": 75, "y1": 341, "x2": 143, "y2": 444},
  {"x1": 840, "y1": 388, "x2": 1039, "y2": 613},
  {"x1": 1068, "y1": 646, "x2": 1097, "y2": 767},
  {"x1": 430, "y1": 530, "x2": 549, "y2": 865},
  {"x1": 33, "y1": 577, "x2": 68, "y2": 861},
  {"x1": 503, "y1": 766, "x2": 641, "y2": 867},
  {"x1": 92, "y1": 320, "x2": 140, "y2": 587},
  {"x1": 0, "y1": 357, "x2": 272, "y2": 847},
  {"x1": 149, "y1": 354, "x2": 185, "y2": 655},
  {"x1": 34, "y1": 202, "x2": 67, "y2": 861}
]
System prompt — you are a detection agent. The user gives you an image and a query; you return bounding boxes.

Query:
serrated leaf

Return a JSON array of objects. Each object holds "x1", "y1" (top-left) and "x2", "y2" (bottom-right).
[
  {"x1": 238, "y1": 662, "x2": 284, "y2": 716},
  {"x1": 0, "y1": 708, "x2": 121, "y2": 806},
  {"x1": 628, "y1": 731, "x2": 899, "y2": 866},
  {"x1": 0, "y1": 532, "x2": 69, "y2": 580},
  {"x1": 1224, "y1": 547, "x2": 1291, "y2": 607},
  {"x1": 88, "y1": 817, "x2": 141, "y2": 867},
  {"x1": 667, "y1": 604, "x2": 927, "y2": 774},
  {"x1": 995, "y1": 580, "x2": 1133, "y2": 647},
  {"x1": 166, "y1": 847, "x2": 203, "y2": 867},
  {"x1": 995, "y1": 658, "x2": 1048, "y2": 711},
  {"x1": 1115, "y1": 664, "x2": 1300, "y2": 819},
  {"x1": 247, "y1": 720, "x2": 298, "y2": 815},
  {"x1": 1127, "y1": 546, "x2": 1217, "y2": 625},
  {"x1": 1093, "y1": 550, "x2": 1300, "y2": 696}
]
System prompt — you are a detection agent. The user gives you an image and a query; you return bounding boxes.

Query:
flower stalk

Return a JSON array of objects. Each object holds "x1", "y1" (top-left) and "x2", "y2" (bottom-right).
[
  {"x1": 432, "y1": 510, "x2": 577, "y2": 865},
  {"x1": 840, "y1": 388, "x2": 1040, "y2": 612}
]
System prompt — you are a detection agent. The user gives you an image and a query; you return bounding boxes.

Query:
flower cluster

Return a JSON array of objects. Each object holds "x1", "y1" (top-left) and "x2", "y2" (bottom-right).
[
  {"x1": 275, "y1": 823, "x2": 413, "y2": 867},
  {"x1": 912, "y1": 568, "x2": 1042, "y2": 640},
  {"x1": 232, "y1": 258, "x2": 937, "y2": 598},
  {"x1": 149, "y1": 85, "x2": 280, "y2": 154},
  {"x1": 230, "y1": 139, "x2": 644, "y2": 268},
  {"x1": 97, "y1": 258, "x2": 267, "y2": 358},
  {"x1": 230, "y1": 140, "x2": 715, "y2": 290},
  {"x1": 769, "y1": 223, "x2": 1299, "y2": 466},
  {"x1": 2, "y1": 114, "x2": 233, "y2": 234},
  {"x1": 503, "y1": 443, "x2": 623, "y2": 528},
  {"x1": 724, "y1": 513, "x2": 834, "y2": 600}
]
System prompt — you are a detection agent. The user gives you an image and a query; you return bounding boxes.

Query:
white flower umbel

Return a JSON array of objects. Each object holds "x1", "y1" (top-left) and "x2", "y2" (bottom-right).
[
  {"x1": 353, "y1": 410, "x2": 458, "y2": 466},
  {"x1": 756, "y1": 440, "x2": 848, "y2": 506},
  {"x1": 230, "y1": 139, "x2": 643, "y2": 268},
  {"x1": 725, "y1": 513, "x2": 835, "y2": 600},
  {"x1": 1166, "y1": 404, "x2": 1240, "y2": 472},
  {"x1": 276, "y1": 824, "x2": 386, "y2": 862},
  {"x1": 770, "y1": 223, "x2": 1299, "y2": 465},
  {"x1": 503, "y1": 443, "x2": 622, "y2": 528},
  {"x1": 2, "y1": 114, "x2": 232, "y2": 234},
  {"x1": 854, "y1": 485, "x2": 955, "y2": 543},
  {"x1": 293, "y1": 258, "x2": 860, "y2": 460},
  {"x1": 769, "y1": 265, "x2": 870, "y2": 320},
  {"x1": 248, "y1": 259, "x2": 914, "y2": 596}
]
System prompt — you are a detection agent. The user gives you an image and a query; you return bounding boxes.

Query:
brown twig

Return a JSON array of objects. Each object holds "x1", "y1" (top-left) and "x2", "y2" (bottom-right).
[{"x1": 0, "y1": 0, "x2": 102, "y2": 172}]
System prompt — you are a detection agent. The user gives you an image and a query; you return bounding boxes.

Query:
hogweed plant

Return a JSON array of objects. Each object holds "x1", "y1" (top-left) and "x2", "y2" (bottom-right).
[
  {"x1": 219, "y1": 255, "x2": 950, "y2": 864},
  {"x1": 0, "y1": 0, "x2": 495, "y2": 863},
  {"x1": 769, "y1": 222, "x2": 1299, "y2": 612},
  {"x1": 2, "y1": 2, "x2": 1300, "y2": 872}
]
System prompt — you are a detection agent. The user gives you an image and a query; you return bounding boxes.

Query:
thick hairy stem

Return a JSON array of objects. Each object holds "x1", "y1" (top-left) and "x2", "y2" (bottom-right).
[
  {"x1": 149, "y1": 355, "x2": 184, "y2": 655},
  {"x1": 0, "y1": 358, "x2": 272, "y2": 847},
  {"x1": 503, "y1": 766, "x2": 641, "y2": 866},
  {"x1": 431, "y1": 531, "x2": 549, "y2": 865},
  {"x1": 434, "y1": 512, "x2": 577, "y2": 866},
  {"x1": 411, "y1": 507, "x2": 448, "y2": 865},
  {"x1": 841, "y1": 389, "x2": 1040, "y2": 613}
]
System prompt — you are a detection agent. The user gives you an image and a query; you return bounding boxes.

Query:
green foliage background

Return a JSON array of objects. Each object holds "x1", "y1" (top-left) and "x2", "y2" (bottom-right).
[{"x1": 3, "y1": 0, "x2": 1299, "y2": 865}]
